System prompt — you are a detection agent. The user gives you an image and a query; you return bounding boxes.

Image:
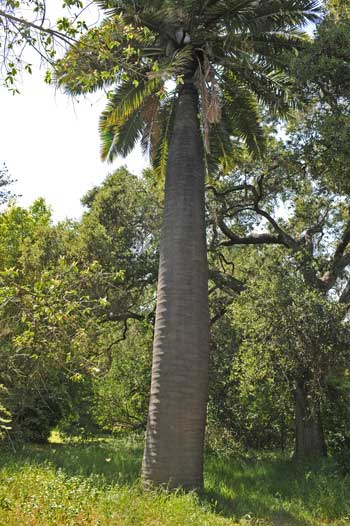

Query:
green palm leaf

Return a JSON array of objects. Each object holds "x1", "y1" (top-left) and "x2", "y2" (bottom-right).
[
  {"x1": 99, "y1": 78, "x2": 162, "y2": 161},
  {"x1": 223, "y1": 79, "x2": 265, "y2": 155},
  {"x1": 204, "y1": 0, "x2": 321, "y2": 31},
  {"x1": 59, "y1": 0, "x2": 322, "y2": 172},
  {"x1": 104, "y1": 78, "x2": 162, "y2": 128}
]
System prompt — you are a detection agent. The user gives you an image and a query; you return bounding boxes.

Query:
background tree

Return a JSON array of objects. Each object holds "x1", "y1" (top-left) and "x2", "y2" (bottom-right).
[
  {"x1": 0, "y1": 163, "x2": 16, "y2": 206},
  {"x1": 0, "y1": 199, "x2": 103, "y2": 442},
  {"x1": 0, "y1": 167, "x2": 162, "y2": 442},
  {"x1": 206, "y1": 11, "x2": 350, "y2": 458},
  {"x1": 232, "y1": 253, "x2": 350, "y2": 459}
]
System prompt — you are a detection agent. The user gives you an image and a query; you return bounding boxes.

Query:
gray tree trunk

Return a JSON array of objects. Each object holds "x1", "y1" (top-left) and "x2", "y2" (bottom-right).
[
  {"x1": 294, "y1": 378, "x2": 327, "y2": 460},
  {"x1": 142, "y1": 81, "x2": 210, "y2": 490}
]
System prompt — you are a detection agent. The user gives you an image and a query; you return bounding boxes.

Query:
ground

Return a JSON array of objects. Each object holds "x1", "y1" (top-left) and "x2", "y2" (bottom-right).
[{"x1": 0, "y1": 434, "x2": 349, "y2": 526}]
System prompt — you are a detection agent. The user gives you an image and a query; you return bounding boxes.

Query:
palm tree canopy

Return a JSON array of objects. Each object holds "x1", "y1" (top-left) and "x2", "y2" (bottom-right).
[{"x1": 56, "y1": 0, "x2": 321, "y2": 172}]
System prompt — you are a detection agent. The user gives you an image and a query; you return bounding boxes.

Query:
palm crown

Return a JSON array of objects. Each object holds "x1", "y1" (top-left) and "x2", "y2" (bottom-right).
[{"x1": 57, "y1": 0, "x2": 321, "y2": 173}]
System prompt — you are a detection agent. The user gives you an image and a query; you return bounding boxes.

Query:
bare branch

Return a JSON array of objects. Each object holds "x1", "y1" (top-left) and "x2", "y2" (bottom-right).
[
  {"x1": 333, "y1": 209, "x2": 350, "y2": 262},
  {"x1": 252, "y1": 204, "x2": 299, "y2": 250},
  {"x1": 209, "y1": 269, "x2": 245, "y2": 294},
  {"x1": 339, "y1": 277, "x2": 350, "y2": 304},
  {"x1": 99, "y1": 319, "x2": 129, "y2": 375},
  {"x1": 108, "y1": 311, "x2": 144, "y2": 322},
  {"x1": 0, "y1": 9, "x2": 78, "y2": 45},
  {"x1": 218, "y1": 217, "x2": 286, "y2": 247}
]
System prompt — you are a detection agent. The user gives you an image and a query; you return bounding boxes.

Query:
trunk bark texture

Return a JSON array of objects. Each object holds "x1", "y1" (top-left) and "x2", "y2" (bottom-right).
[
  {"x1": 294, "y1": 378, "x2": 327, "y2": 460},
  {"x1": 142, "y1": 82, "x2": 210, "y2": 490}
]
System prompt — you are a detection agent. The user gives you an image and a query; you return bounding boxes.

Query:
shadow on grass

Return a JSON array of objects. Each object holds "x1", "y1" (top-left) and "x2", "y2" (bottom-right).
[
  {"x1": 0, "y1": 436, "x2": 143, "y2": 486},
  {"x1": 201, "y1": 452, "x2": 348, "y2": 526},
  {"x1": 1, "y1": 441, "x2": 349, "y2": 525},
  {"x1": 202, "y1": 487, "x2": 308, "y2": 526}
]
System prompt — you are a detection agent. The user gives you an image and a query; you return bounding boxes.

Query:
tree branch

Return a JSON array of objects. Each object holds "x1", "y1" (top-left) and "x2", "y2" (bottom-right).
[
  {"x1": 320, "y1": 211, "x2": 350, "y2": 289},
  {"x1": 108, "y1": 311, "x2": 144, "y2": 322},
  {"x1": 210, "y1": 298, "x2": 235, "y2": 326},
  {"x1": 99, "y1": 319, "x2": 129, "y2": 375},
  {"x1": 332, "y1": 211, "x2": 350, "y2": 266},
  {"x1": 252, "y1": 204, "x2": 299, "y2": 250},
  {"x1": 218, "y1": 219, "x2": 286, "y2": 247},
  {"x1": 209, "y1": 269, "x2": 245, "y2": 294},
  {"x1": 339, "y1": 277, "x2": 350, "y2": 304},
  {"x1": 0, "y1": 9, "x2": 78, "y2": 45}
]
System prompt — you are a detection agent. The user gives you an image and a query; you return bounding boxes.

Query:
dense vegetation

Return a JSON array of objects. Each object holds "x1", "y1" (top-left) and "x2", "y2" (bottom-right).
[{"x1": 1, "y1": 0, "x2": 350, "y2": 524}]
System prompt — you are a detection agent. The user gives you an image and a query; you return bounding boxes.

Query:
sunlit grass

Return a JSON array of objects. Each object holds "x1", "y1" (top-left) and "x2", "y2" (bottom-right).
[{"x1": 0, "y1": 436, "x2": 349, "y2": 526}]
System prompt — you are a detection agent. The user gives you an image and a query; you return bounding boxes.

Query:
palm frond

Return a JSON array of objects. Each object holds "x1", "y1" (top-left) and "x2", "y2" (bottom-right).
[
  {"x1": 95, "y1": 1, "x2": 192, "y2": 35},
  {"x1": 203, "y1": 79, "x2": 265, "y2": 174},
  {"x1": 99, "y1": 78, "x2": 162, "y2": 161},
  {"x1": 140, "y1": 95, "x2": 161, "y2": 154},
  {"x1": 151, "y1": 96, "x2": 177, "y2": 179},
  {"x1": 86, "y1": 0, "x2": 322, "y2": 173},
  {"x1": 206, "y1": 117, "x2": 236, "y2": 174},
  {"x1": 147, "y1": 46, "x2": 193, "y2": 81},
  {"x1": 203, "y1": 0, "x2": 321, "y2": 32},
  {"x1": 100, "y1": 109, "x2": 144, "y2": 161},
  {"x1": 222, "y1": 78, "x2": 266, "y2": 156},
  {"x1": 225, "y1": 61, "x2": 294, "y2": 115},
  {"x1": 104, "y1": 78, "x2": 162, "y2": 128}
]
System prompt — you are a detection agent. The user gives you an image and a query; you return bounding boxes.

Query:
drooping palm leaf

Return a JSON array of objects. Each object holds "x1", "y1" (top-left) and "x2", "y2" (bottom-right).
[
  {"x1": 223, "y1": 77, "x2": 266, "y2": 155},
  {"x1": 99, "y1": 78, "x2": 162, "y2": 161},
  {"x1": 59, "y1": 0, "x2": 322, "y2": 172},
  {"x1": 150, "y1": 96, "x2": 177, "y2": 179},
  {"x1": 204, "y1": 0, "x2": 321, "y2": 32}
]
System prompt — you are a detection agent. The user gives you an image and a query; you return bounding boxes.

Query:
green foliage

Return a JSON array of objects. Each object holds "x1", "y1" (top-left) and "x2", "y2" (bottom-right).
[
  {"x1": 56, "y1": 0, "x2": 321, "y2": 174},
  {"x1": 0, "y1": 257, "x2": 104, "y2": 442},
  {"x1": 0, "y1": 164, "x2": 16, "y2": 206},
  {"x1": 0, "y1": 168, "x2": 161, "y2": 443},
  {"x1": 207, "y1": 275, "x2": 295, "y2": 450},
  {"x1": 286, "y1": 15, "x2": 350, "y2": 196},
  {"x1": 93, "y1": 323, "x2": 153, "y2": 432},
  {"x1": 293, "y1": 15, "x2": 350, "y2": 100},
  {"x1": 0, "y1": 385, "x2": 11, "y2": 440},
  {"x1": 327, "y1": 0, "x2": 350, "y2": 20},
  {"x1": 0, "y1": 1, "x2": 90, "y2": 91},
  {"x1": 203, "y1": 15, "x2": 350, "y2": 453},
  {"x1": 76, "y1": 168, "x2": 162, "y2": 432},
  {"x1": 227, "y1": 249, "x2": 350, "y2": 452},
  {"x1": 323, "y1": 368, "x2": 350, "y2": 469}
]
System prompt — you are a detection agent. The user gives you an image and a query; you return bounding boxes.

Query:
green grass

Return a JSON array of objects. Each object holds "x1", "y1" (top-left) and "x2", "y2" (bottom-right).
[
  {"x1": 0, "y1": 435, "x2": 349, "y2": 526},
  {"x1": 205, "y1": 451, "x2": 350, "y2": 525}
]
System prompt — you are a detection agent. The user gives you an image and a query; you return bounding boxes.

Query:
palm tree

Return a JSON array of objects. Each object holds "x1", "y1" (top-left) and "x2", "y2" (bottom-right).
[{"x1": 57, "y1": 0, "x2": 320, "y2": 489}]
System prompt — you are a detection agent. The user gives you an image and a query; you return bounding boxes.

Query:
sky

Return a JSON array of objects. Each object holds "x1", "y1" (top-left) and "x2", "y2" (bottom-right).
[
  {"x1": 0, "y1": 2, "x2": 149, "y2": 222},
  {"x1": 0, "y1": 75, "x2": 149, "y2": 222}
]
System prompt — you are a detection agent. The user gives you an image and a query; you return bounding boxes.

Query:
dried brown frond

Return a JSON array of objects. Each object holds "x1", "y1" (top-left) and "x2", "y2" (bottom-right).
[{"x1": 195, "y1": 54, "x2": 222, "y2": 153}]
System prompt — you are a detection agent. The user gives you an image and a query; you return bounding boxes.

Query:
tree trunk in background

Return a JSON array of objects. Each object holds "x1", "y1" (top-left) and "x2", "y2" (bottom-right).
[
  {"x1": 142, "y1": 82, "x2": 210, "y2": 490},
  {"x1": 294, "y1": 378, "x2": 327, "y2": 460}
]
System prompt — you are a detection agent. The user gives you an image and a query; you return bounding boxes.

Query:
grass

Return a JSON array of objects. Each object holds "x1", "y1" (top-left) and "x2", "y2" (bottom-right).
[{"x1": 0, "y1": 435, "x2": 349, "y2": 526}]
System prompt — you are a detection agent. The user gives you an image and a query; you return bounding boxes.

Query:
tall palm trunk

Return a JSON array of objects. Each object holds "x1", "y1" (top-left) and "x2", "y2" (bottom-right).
[{"x1": 142, "y1": 81, "x2": 210, "y2": 490}]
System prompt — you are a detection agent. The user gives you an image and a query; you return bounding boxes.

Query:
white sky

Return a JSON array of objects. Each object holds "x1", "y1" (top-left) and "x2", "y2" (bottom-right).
[
  {"x1": 0, "y1": 2, "x2": 149, "y2": 222},
  {"x1": 0, "y1": 76, "x2": 149, "y2": 222}
]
